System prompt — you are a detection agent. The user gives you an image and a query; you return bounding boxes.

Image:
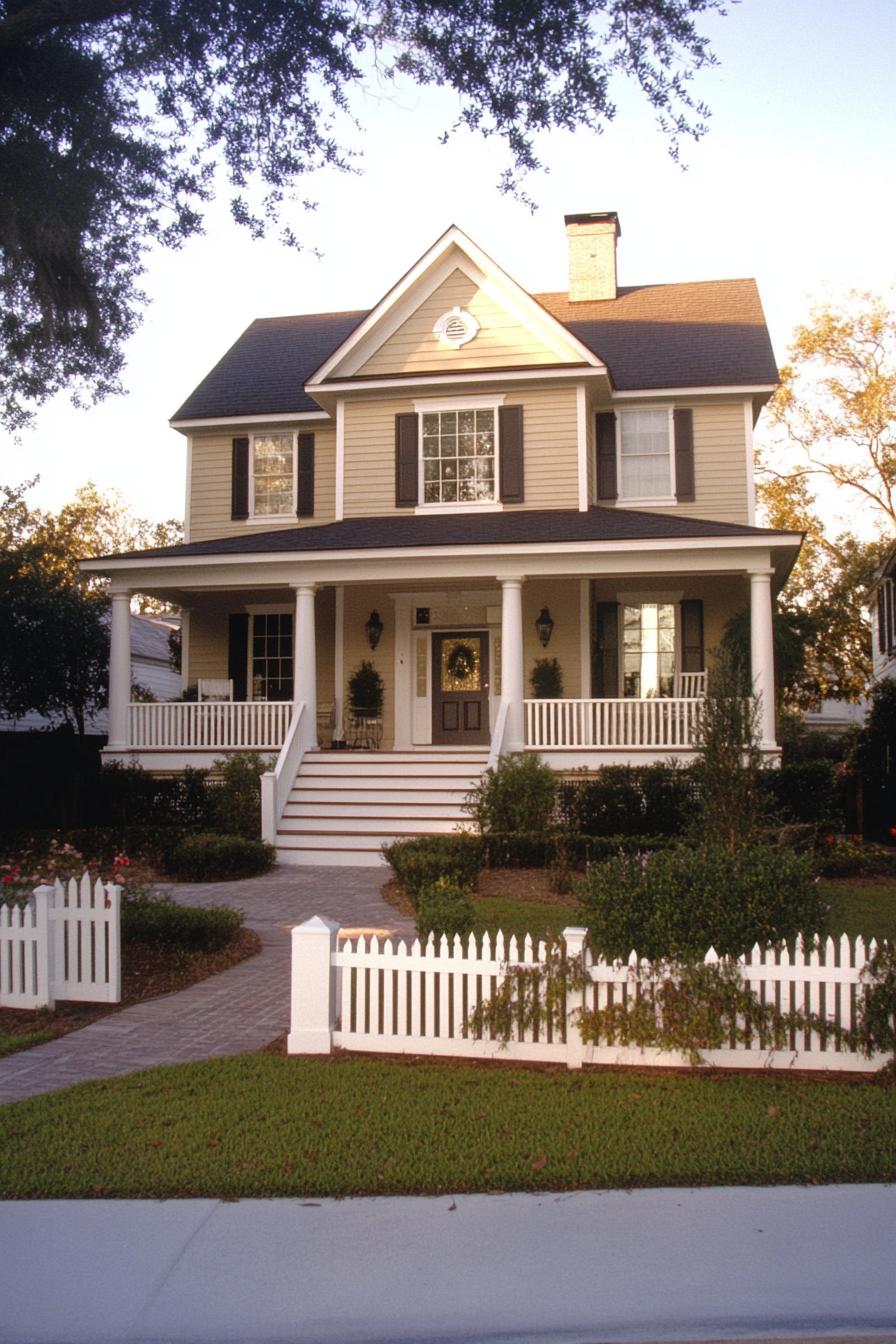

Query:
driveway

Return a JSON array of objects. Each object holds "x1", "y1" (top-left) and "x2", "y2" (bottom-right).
[{"x1": 0, "y1": 864, "x2": 414, "y2": 1106}]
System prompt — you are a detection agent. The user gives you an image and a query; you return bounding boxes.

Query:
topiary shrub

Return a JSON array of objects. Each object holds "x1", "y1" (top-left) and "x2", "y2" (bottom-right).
[
  {"x1": 578, "y1": 842, "x2": 824, "y2": 960},
  {"x1": 382, "y1": 834, "x2": 482, "y2": 906},
  {"x1": 415, "y1": 877, "x2": 476, "y2": 942},
  {"x1": 529, "y1": 658, "x2": 563, "y2": 699},
  {"x1": 121, "y1": 892, "x2": 244, "y2": 952},
  {"x1": 465, "y1": 753, "x2": 557, "y2": 835},
  {"x1": 168, "y1": 832, "x2": 275, "y2": 882}
]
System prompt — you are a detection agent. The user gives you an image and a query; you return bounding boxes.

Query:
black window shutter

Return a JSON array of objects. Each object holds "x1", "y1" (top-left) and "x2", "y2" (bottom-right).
[
  {"x1": 674, "y1": 409, "x2": 696, "y2": 503},
  {"x1": 227, "y1": 614, "x2": 249, "y2": 700},
  {"x1": 592, "y1": 601, "x2": 619, "y2": 697},
  {"x1": 596, "y1": 412, "x2": 617, "y2": 501},
  {"x1": 878, "y1": 588, "x2": 886, "y2": 653},
  {"x1": 498, "y1": 405, "x2": 524, "y2": 503},
  {"x1": 395, "y1": 413, "x2": 418, "y2": 507},
  {"x1": 297, "y1": 432, "x2": 315, "y2": 517},
  {"x1": 680, "y1": 599, "x2": 705, "y2": 674},
  {"x1": 231, "y1": 437, "x2": 249, "y2": 520}
]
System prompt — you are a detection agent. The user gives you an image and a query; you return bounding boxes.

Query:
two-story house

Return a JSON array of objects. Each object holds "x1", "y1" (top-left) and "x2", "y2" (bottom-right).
[{"x1": 83, "y1": 212, "x2": 802, "y2": 864}]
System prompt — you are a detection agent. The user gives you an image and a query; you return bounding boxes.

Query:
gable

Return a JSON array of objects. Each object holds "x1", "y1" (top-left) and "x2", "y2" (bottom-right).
[{"x1": 358, "y1": 267, "x2": 577, "y2": 376}]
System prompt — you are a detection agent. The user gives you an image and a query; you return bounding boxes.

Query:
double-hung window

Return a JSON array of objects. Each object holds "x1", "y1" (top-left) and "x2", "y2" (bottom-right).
[
  {"x1": 421, "y1": 409, "x2": 496, "y2": 505},
  {"x1": 618, "y1": 408, "x2": 674, "y2": 502},
  {"x1": 252, "y1": 433, "x2": 294, "y2": 517},
  {"x1": 251, "y1": 613, "x2": 293, "y2": 700},
  {"x1": 622, "y1": 602, "x2": 676, "y2": 698}
]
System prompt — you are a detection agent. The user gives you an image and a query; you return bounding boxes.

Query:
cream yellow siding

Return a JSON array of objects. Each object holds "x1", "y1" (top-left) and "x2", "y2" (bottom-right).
[
  {"x1": 186, "y1": 610, "x2": 229, "y2": 686},
  {"x1": 342, "y1": 385, "x2": 580, "y2": 518},
  {"x1": 342, "y1": 586, "x2": 395, "y2": 749},
  {"x1": 359, "y1": 269, "x2": 572, "y2": 376},
  {"x1": 523, "y1": 581, "x2": 583, "y2": 699},
  {"x1": 187, "y1": 425, "x2": 336, "y2": 543}
]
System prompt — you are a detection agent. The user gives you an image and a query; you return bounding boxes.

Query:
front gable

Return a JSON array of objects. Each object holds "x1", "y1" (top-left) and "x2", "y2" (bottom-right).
[{"x1": 307, "y1": 226, "x2": 605, "y2": 390}]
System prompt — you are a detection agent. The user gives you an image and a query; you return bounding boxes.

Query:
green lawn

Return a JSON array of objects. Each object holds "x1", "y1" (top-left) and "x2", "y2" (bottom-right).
[
  {"x1": 0, "y1": 1030, "x2": 53, "y2": 1058},
  {"x1": 823, "y1": 880, "x2": 896, "y2": 946},
  {"x1": 1, "y1": 1054, "x2": 893, "y2": 1199},
  {"x1": 471, "y1": 896, "x2": 577, "y2": 944}
]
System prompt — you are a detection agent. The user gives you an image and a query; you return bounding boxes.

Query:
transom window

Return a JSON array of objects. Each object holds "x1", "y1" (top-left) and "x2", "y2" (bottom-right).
[
  {"x1": 623, "y1": 603, "x2": 675, "y2": 698},
  {"x1": 252, "y1": 434, "x2": 294, "y2": 516},
  {"x1": 421, "y1": 409, "x2": 496, "y2": 505},
  {"x1": 619, "y1": 408, "x2": 673, "y2": 501},
  {"x1": 251, "y1": 613, "x2": 293, "y2": 700}
]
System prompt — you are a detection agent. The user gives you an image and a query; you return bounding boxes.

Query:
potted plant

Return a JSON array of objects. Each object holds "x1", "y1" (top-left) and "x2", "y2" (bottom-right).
[
  {"x1": 530, "y1": 657, "x2": 563, "y2": 699},
  {"x1": 347, "y1": 660, "x2": 384, "y2": 719}
]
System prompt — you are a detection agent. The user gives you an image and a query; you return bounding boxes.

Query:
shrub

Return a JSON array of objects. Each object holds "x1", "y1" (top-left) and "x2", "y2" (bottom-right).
[
  {"x1": 382, "y1": 834, "x2": 482, "y2": 905},
  {"x1": 578, "y1": 843, "x2": 824, "y2": 960},
  {"x1": 0, "y1": 826, "x2": 192, "y2": 872},
  {"x1": 690, "y1": 646, "x2": 763, "y2": 850},
  {"x1": 479, "y1": 831, "x2": 676, "y2": 869},
  {"x1": 415, "y1": 877, "x2": 476, "y2": 942},
  {"x1": 210, "y1": 752, "x2": 273, "y2": 840},
  {"x1": 857, "y1": 945, "x2": 896, "y2": 1065},
  {"x1": 465, "y1": 753, "x2": 557, "y2": 835},
  {"x1": 92, "y1": 762, "x2": 216, "y2": 829},
  {"x1": 347, "y1": 660, "x2": 384, "y2": 716},
  {"x1": 529, "y1": 658, "x2": 563, "y2": 699},
  {"x1": 759, "y1": 761, "x2": 844, "y2": 829},
  {"x1": 168, "y1": 833, "x2": 275, "y2": 882},
  {"x1": 558, "y1": 764, "x2": 694, "y2": 838},
  {"x1": 122, "y1": 891, "x2": 244, "y2": 951}
]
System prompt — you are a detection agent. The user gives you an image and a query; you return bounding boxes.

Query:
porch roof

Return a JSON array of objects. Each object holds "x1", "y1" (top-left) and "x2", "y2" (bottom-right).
[{"x1": 93, "y1": 506, "x2": 797, "y2": 564}]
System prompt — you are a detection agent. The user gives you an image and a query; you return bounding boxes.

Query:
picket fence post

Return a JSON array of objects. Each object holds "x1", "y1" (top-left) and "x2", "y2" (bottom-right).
[
  {"x1": 288, "y1": 916, "x2": 341, "y2": 1055},
  {"x1": 34, "y1": 884, "x2": 55, "y2": 1010},
  {"x1": 562, "y1": 926, "x2": 588, "y2": 1070}
]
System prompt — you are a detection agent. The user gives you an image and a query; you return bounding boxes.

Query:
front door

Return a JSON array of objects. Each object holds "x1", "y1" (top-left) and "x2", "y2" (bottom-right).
[{"x1": 432, "y1": 632, "x2": 490, "y2": 745}]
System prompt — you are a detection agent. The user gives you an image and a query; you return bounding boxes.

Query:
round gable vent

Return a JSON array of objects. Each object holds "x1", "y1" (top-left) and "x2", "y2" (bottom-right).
[{"x1": 433, "y1": 306, "x2": 480, "y2": 349}]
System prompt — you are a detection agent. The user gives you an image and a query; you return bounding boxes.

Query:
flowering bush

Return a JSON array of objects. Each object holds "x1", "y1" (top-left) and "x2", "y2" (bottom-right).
[
  {"x1": 815, "y1": 834, "x2": 892, "y2": 878},
  {"x1": 0, "y1": 840, "x2": 135, "y2": 903}
]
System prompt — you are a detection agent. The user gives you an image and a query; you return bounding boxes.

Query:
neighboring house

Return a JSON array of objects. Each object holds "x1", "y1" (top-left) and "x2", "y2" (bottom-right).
[
  {"x1": 83, "y1": 211, "x2": 802, "y2": 863},
  {"x1": 0, "y1": 612, "x2": 180, "y2": 735},
  {"x1": 869, "y1": 542, "x2": 896, "y2": 685}
]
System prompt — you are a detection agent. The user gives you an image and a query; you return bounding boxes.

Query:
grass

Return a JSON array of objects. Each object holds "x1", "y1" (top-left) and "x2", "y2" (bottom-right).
[
  {"x1": 0, "y1": 1030, "x2": 53, "y2": 1058},
  {"x1": 824, "y1": 880, "x2": 896, "y2": 946},
  {"x1": 0, "y1": 1053, "x2": 893, "y2": 1200},
  {"x1": 471, "y1": 896, "x2": 577, "y2": 944}
]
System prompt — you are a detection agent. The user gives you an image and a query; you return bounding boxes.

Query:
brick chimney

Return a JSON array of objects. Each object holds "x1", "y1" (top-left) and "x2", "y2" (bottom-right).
[{"x1": 564, "y1": 211, "x2": 621, "y2": 302}]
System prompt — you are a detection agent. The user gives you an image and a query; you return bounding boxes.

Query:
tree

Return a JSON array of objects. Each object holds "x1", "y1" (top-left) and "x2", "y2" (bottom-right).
[
  {"x1": 757, "y1": 291, "x2": 896, "y2": 705},
  {"x1": 0, "y1": 544, "x2": 109, "y2": 734},
  {"x1": 1, "y1": 477, "x2": 181, "y2": 608},
  {"x1": 0, "y1": 0, "x2": 728, "y2": 428}
]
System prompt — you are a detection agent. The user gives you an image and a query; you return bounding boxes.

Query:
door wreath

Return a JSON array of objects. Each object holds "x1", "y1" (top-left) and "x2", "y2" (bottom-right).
[{"x1": 446, "y1": 641, "x2": 477, "y2": 681}]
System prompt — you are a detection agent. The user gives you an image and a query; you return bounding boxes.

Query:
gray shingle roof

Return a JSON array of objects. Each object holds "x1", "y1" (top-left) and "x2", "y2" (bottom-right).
[
  {"x1": 171, "y1": 280, "x2": 777, "y2": 423},
  {"x1": 103, "y1": 507, "x2": 793, "y2": 563}
]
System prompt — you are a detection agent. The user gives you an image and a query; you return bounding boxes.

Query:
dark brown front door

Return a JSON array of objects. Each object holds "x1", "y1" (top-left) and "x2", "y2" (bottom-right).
[{"x1": 432, "y1": 632, "x2": 490, "y2": 745}]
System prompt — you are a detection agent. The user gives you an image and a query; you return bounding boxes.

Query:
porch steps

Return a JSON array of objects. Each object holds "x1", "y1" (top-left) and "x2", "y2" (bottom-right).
[{"x1": 275, "y1": 749, "x2": 488, "y2": 867}]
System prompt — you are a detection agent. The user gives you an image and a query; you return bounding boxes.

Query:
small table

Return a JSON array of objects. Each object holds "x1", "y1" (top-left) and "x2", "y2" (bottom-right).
[{"x1": 346, "y1": 711, "x2": 383, "y2": 750}]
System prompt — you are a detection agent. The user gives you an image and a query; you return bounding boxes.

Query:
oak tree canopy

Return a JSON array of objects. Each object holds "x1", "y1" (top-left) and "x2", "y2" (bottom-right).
[{"x1": 0, "y1": 0, "x2": 727, "y2": 428}]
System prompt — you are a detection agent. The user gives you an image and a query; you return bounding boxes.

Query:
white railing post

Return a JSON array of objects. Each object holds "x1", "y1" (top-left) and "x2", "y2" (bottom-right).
[
  {"x1": 288, "y1": 915, "x2": 341, "y2": 1054},
  {"x1": 562, "y1": 926, "x2": 588, "y2": 1070}
]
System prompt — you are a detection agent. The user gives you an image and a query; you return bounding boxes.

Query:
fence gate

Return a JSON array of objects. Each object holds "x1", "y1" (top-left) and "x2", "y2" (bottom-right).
[{"x1": 0, "y1": 874, "x2": 121, "y2": 1010}]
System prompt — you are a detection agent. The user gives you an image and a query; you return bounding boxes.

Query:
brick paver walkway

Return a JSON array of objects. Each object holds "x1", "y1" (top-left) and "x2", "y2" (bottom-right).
[{"x1": 0, "y1": 865, "x2": 414, "y2": 1106}]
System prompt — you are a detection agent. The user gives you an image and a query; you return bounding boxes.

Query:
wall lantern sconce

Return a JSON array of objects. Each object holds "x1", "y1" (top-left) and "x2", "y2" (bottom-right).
[
  {"x1": 365, "y1": 610, "x2": 384, "y2": 651},
  {"x1": 535, "y1": 607, "x2": 554, "y2": 648}
]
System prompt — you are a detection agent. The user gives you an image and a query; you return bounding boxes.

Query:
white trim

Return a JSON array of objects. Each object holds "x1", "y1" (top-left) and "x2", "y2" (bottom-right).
[
  {"x1": 170, "y1": 411, "x2": 329, "y2": 431},
  {"x1": 576, "y1": 385, "x2": 589, "y2": 513},
  {"x1": 180, "y1": 608, "x2": 190, "y2": 690},
  {"x1": 413, "y1": 393, "x2": 505, "y2": 412},
  {"x1": 612, "y1": 384, "x2": 777, "y2": 400},
  {"x1": 615, "y1": 498, "x2": 677, "y2": 509},
  {"x1": 308, "y1": 366, "x2": 604, "y2": 398},
  {"x1": 744, "y1": 399, "x2": 756, "y2": 526},
  {"x1": 414, "y1": 503, "x2": 504, "y2": 515},
  {"x1": 579, "y1": 579, "x2": 591, "y2": 698},
  {"x1": 335, "y1": 399, "x2": 345, "y2": 522},
  {"x1": 183, "y1": 436, "x2": 193, "y2": 545},
  {"x1": 308, "y1": 225, "x2": 605, "y2": 385}
]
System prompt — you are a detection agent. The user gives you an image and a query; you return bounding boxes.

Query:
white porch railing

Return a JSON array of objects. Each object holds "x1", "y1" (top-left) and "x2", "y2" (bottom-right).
[
  {"x1": 128, "y1": 701, "x2": 292, "y2": 750},
  {"x1": 261, "y1": 701, "x2": 308, "y2": 846},
  {"x1": 525, "y1": 697, "x2": 704, "y2": 750}
]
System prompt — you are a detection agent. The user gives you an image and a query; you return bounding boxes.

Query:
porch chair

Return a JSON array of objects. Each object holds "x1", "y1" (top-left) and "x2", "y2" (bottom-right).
[
  {"x1": 198, "y1": 678, "x2": 234, "y2": 702},
  {"x1": 674, "y1": 670, "x2": 707, "y2": 699}
]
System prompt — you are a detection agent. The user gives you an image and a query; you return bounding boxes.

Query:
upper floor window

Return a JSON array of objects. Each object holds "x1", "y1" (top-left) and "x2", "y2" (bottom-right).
[
  {"x1": 252, "y1": 433, "x2": 294, "y2": 517},
  {"x1": 421, "y1": 409, "x2": 496, "y2": 505},
  {"x1": 618, "y1": 408, "x2": 673, "y2": 501}
]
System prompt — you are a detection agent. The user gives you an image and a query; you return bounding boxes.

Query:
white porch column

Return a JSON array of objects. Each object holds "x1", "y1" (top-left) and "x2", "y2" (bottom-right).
[
  {"x1": 750, "y1": 569, "x2": 777, "y2": 750},
  {"x1": 293, "y1": 583, "x2": 317, "y2": 752},
  {"x1": 500, "y1": 577, "x2": 525, "y2": 754},
  {"x1": 107, "y1": 589, "x2": 132, "y2": 750}
]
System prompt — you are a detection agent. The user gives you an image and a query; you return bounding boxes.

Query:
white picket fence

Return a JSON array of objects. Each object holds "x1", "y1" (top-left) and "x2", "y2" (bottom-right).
[
  {"x1": 288, "y1": 918, "x2": 887, "y2": 1073},
  {"x1": 0, "y1": 873, "x2": 121, "y2": 1010}
]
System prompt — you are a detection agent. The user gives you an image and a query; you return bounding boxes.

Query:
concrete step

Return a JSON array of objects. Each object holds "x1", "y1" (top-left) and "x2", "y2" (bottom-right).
[
  {"x1": 279, "y1": 815, "x2": 466, "y2": 835},
  {"x1": 287, "y1": 787, "x2": 473, "y2": 807},
  {"x1": 276, "y1": 845, "x2": 388, "y2": 868},
  {"x1": 297, "y1": 761, "x2": 485, "y2": 779},
  {"x1": 283, "y1": 800, "x2": 470, "y2": 820}
]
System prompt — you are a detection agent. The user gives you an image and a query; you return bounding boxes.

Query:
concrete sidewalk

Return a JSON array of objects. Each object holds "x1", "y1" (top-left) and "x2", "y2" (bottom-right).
[
  {"x1": 1, "y1": 1185, "x2": 894, "y2": 1343},
  {"x1": 0, "y1": 865, "x2": 413, "y2": 1105}
]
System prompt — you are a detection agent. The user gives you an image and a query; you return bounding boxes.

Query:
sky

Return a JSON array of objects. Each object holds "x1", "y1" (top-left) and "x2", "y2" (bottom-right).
[{"x1": 4, "y1": 0, "x2": 895, "y2": 531}]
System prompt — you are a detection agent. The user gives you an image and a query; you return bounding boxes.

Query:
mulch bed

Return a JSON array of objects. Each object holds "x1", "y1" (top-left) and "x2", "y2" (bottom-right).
[{"x1": 0, "y1": 928, "x2": 261, "y2": 1046}]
